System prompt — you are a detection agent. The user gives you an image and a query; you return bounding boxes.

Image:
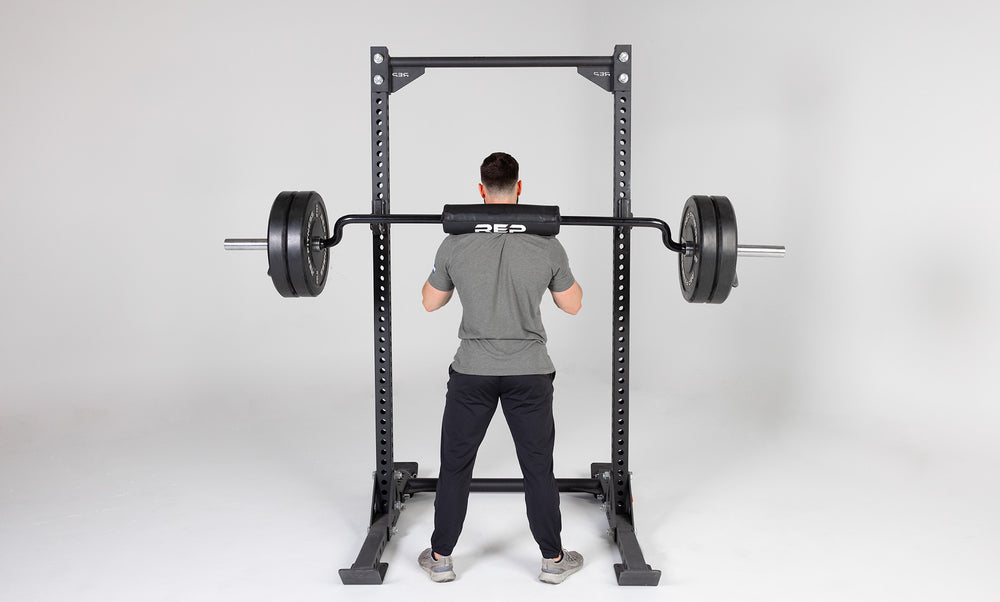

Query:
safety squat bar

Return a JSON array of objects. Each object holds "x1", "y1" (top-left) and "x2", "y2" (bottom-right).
[
  {"x1": 225, "y1": 213, "x2": 788, "y2": 258},
  {"x1": 338, "y1": 45, "x2": 661, "y2": 586}
]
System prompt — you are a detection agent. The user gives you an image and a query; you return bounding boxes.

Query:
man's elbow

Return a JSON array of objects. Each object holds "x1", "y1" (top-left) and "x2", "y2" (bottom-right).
[
  {"x1": 422, "y1": 293, "x2": 440, "y2": 312},
  {"x1": 556, "y1": 296, "x2": 582, "y2": 315}
]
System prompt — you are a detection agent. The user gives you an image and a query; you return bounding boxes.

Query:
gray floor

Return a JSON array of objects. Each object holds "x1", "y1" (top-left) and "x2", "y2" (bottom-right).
[{"x1": 3, "y1": 382, "x2": 997, "y2": 602}]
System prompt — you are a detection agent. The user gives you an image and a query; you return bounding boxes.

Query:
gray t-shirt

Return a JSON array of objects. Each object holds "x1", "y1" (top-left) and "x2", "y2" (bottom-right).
[{"x1": 427, "y1": 233, "x2": 576, "y2": 376}]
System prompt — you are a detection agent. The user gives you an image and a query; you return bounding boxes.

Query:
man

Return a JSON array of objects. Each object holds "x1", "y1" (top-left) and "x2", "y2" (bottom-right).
[{"x1": 418, "y1": 152, "x2": 585, "y2": 584}]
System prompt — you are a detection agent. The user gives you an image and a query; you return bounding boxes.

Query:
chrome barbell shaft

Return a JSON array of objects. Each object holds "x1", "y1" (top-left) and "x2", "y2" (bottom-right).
[
  {"x1": 224, "y1": 238, "x2": 268, "y2": 251},
  {"x1": 737, "y1": 244, "x2": 785, "y2": 258}
]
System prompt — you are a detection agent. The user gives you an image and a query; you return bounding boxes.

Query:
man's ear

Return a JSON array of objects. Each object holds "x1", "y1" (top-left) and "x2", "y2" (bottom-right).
[
  {"x1": 479, "y1": 183, "x2": 487, "y2": 199},
  {"x1": 516, "y1": 180, "x2": 522, "y2": 197}
]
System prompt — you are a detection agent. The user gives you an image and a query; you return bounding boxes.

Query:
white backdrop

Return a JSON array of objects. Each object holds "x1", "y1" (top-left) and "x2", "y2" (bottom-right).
[{"x1": 2, "y1": 1, "x2": 998, "y2": 600}]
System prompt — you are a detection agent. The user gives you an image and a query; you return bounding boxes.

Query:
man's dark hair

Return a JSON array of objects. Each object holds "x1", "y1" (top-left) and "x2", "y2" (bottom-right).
[{"x1": 480, "y1": 152, "x2": 519, "y2": 193}]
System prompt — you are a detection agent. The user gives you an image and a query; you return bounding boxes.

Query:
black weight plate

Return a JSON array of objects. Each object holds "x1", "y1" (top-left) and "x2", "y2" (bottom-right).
[
  {"x1": 678, "y1": 195, "x2": 717, "y2": 303},
  {"x1": 268, "y1": 191, "x2": 297, "y2": 297},
  {"x1": 707, "y1": 196, "x2": 738, "y2": 304},
  {"x1": 285, "y1": 191, "x2": 329, "y2": 298}
]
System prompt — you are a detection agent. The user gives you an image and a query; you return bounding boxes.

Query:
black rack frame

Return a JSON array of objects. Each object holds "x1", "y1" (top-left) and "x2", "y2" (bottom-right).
[{"x1": 337, "y1": 44, "x2": 661, "y2": 587}]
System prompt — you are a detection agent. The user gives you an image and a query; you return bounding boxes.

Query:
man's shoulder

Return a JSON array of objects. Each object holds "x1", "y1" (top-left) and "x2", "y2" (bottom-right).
[{"x1": 436, "y1": 234, "x2": 463, "y2": 252}]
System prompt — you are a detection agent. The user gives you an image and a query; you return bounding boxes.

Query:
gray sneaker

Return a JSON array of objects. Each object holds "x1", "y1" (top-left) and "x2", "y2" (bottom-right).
[
  {"x1": 418, "y1": 548, "x2": 456, "y2": 582},
  {"x1": 539, "y1": 550, "x2": 584, "y2": 584}
]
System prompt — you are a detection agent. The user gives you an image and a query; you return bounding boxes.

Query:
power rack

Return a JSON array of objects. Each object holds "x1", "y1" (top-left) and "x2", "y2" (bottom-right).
[{"x1": 339, "y1": 44, "x2": 661, "y2": 586}]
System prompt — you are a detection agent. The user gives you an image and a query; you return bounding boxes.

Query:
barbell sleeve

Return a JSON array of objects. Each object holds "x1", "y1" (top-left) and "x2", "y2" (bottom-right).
[
  {"x1": 224, "y1": 238, "x2": 268, "y2": 250},
  {"x1": 737, "y1": 244, "x2": 785, "y2": 258}
]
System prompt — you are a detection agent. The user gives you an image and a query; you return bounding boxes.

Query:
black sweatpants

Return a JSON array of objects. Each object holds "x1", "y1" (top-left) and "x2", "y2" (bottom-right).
[{"x1": 430, "y1": 369, "x2": 562, "y2": 559}]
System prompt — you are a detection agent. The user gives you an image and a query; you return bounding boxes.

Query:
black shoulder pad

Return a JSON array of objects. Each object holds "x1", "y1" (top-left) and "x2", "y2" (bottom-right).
[{"x1": 441, "y1": 204, "x2": 561, "y2": 235}]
